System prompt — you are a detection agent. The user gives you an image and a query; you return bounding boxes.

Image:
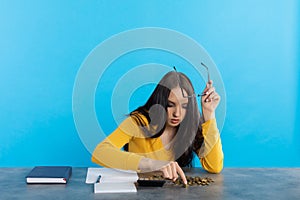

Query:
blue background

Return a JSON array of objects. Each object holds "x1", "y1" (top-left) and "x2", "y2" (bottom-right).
[{"x1": 0, "y1": 0, "x2": 299, "y2": 167}]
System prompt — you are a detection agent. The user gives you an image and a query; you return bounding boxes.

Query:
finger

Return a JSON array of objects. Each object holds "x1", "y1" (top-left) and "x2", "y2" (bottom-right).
[
  {"x1": 202, "y1": 80, "x2": 213, "y2": 95},
  {"x1": 205, "y1": 94, "x2": 220, "y2": 104},
  {"x1": 206, "y1": 80, "x2": 213, "y2": 89},
  {"x1": 161, "y1": 164, "x2": 172, "y2": 179},
  {"x1": 201, "y1": 85, "x2": 215, "y2": 97},
  {"x1": 203, "y1": 84, "x2": 210, "y2": 93},
  {"x1": 161, "y1": 167, "x2": 170, "y2": 179},
  {"x1": 210, "y1": 91, "x2": 220, "y2": 100},
  {"x1": 203, "y1": 88, "x2": 215, "y2": 102},
  {"x1": 166, "y1": 164, "x2": 172, "y2": 179},
  {"x1": 170, "y1": 162, "x2": 178, "y2": 181},
  {"x1": 206, "y1": 92, "x2": 217, "y2": 102},
  {"x1": 175, "y1": 162, "x2": 187, "y2": 185},
  {"x1": 205, "y1": 95, "x2": 219, "y2": 102},
  {"x1": 211, "y1": 93, "x2": 220, "y2": 101},
  {"x1": 206, "y1": 87, "x2": 215, "y2": 95}
]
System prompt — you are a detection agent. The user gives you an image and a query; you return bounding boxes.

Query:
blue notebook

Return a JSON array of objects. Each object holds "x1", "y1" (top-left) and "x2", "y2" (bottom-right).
[{"x1": 26, "y1": 166, "x2": 72, "y2": 184}]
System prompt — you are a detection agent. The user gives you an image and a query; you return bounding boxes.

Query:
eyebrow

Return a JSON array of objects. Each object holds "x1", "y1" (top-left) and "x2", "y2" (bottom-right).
[
  {"x1": 168, "y1": 100, "x2": 176, "y2": 104},
  {"x1": 168, "y1": 99, "x2": 188, "y2": 105}
]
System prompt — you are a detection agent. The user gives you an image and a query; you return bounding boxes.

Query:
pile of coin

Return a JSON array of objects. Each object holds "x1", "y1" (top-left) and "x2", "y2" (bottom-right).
[
  {"x1": 174, "y1": 176, "x2": 214, "y2": 187},
  {"x1": 138, "y1": 174, "x2": 163, "y2": 180},
  {"x1": 144, "y1": 174, "x2": 214, "y2": 188}
]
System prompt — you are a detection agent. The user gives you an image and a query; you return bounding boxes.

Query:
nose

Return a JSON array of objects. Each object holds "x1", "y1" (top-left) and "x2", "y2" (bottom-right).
[{"x1": 173, "y1": 105, "x2": 181, "y2": 117}]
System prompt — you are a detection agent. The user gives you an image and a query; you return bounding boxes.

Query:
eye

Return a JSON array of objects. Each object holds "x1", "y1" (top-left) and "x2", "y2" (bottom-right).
[
  {"x1": 182, "y1": 103, "x2": 188, "y2": 109},
  {"x1": 167, "y1": 101, "x2": 175, "y2": 107}
]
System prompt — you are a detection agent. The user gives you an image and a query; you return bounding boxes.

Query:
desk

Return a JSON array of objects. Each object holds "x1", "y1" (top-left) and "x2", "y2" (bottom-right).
[{"x1": 1, "y1": 168, "x2": 300, "y2": 200}]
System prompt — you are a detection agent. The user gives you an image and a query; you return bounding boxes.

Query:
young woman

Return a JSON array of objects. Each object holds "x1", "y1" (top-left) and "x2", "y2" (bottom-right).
[{"x1": 92, "y1": 69, "x2": 223, "y2": 185}]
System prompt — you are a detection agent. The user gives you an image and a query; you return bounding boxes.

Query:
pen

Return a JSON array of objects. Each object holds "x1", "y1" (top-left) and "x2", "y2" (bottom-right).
[{"x1": 96, "y1": 175, "x2": 101, "y2": 183}]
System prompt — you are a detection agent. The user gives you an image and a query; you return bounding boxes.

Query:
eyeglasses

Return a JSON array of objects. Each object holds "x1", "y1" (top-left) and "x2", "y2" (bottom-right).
[
  {"x1": 173, "y1": 63, "x2": 210, "y2": 98},
  {"x1": 200, "y1": 62, "x2": 210, "y2": 83}
]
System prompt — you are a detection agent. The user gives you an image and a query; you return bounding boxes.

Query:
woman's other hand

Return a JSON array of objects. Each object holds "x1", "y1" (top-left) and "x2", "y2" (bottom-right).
[{"x1": 201, "y1": 80, "x2": 220, "y2": 121}]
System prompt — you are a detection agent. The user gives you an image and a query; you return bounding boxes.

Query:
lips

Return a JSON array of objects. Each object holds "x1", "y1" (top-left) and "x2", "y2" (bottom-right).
[{"x1": 170, "y1": 119, "x2": 180, "y2": 124}]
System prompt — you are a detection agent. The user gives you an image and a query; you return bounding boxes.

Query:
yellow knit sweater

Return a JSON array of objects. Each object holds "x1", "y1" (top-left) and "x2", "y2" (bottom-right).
[{"x1": 92, "y1": 115, "x2": 223, "y2": 173}]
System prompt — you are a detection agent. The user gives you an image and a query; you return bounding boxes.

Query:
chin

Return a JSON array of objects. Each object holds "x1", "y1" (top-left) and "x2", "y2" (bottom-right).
[{"x1": 168, "y1": 122, "x2": 180, "y2": 127}]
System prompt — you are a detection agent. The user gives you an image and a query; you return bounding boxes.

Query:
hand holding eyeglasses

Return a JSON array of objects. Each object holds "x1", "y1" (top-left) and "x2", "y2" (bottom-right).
[
  {"x1": 201, "y1": 80, "x2": 220, "y2": 122},
  {"x1": 173, "y1": 63, "x2": 220, "y2": 121}
]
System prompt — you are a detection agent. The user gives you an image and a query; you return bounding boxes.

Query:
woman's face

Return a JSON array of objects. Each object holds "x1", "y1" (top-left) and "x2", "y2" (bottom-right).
[{"x1": 166, "y1": 86, "x2": 189, "y2": 127}]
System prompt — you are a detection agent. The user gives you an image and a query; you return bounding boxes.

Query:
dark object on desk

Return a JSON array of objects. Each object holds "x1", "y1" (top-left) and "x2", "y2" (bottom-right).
[
  {"x1": 137, "y1": 174, "x2": 214, "y2": 188},
  {"x1": 174, "y1": 176, "x2": 214, "y2": 187},
  {"x1": 26, "y1": 166, "x2": 72, "y2": 184},
  {"x1": 137, "y1": 179, "x2": 166, "y2": 187}
]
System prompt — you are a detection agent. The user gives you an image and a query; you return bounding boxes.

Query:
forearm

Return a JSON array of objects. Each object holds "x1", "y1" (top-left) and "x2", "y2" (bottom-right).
[
  {"x1": 202, "y1": 110, "x2": 215, "y2": 122},
  {"x1": 198, "y1": 119, "x2": 224, "y2": 173},
  {"x1": 138, "y1": 157, "x2": 171, "y2": 172},
  {"x1": 92, "y1": 139, "x2": 144, "y2": 171},
  {"x1": 200, "y1": 137, "x2": 223, "y2": 173}
]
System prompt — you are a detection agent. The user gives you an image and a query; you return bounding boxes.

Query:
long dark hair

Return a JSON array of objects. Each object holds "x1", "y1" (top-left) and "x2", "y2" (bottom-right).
[{"x1": 129, "y1": 71, "x2": 204, "y2": 167}]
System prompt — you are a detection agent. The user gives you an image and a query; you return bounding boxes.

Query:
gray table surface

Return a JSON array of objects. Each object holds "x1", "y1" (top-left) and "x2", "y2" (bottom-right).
[{"x1": 1, "y1": 167, "x2": 300, "y2": 200}]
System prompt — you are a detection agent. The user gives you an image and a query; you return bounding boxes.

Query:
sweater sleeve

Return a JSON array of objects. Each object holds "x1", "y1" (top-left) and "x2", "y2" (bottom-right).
[
  {"x1": 198, "y1": 119, "x2": 224, "y2": 173},
  {"x1": 91, "y1": 117, "x2": 145, "y2": 171}
]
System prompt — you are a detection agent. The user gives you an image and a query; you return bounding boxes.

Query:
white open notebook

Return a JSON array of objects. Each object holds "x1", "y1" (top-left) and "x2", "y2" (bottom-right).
[{"x1": 86, "y1": 168, "x2": 138, "y2": 193}]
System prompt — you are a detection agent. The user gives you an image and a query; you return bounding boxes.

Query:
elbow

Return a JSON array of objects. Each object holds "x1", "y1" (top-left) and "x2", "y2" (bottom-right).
[
  {"x1": 207, "y1": 163, "x2": 223, "y2": 174},
  {"x1": 91, "y1": 144, "x2": 106, "y2": 167},
  {"x1": 91, "y1": 151, "x2": 110, "y2": 168},
  {"x1": 91, "y1": 155, "x2": 98, "y2": 165},
  {"x1": 201, "y1": 157, "x2": 224, "y2": 174},
  {"x1": 91, "y1": 152, "x2": 101, "y2": 165},
  {"x1": 91, "y1": 146, "x2": 99, "y2": 163}
]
